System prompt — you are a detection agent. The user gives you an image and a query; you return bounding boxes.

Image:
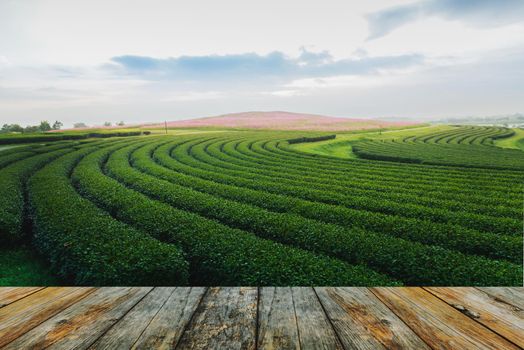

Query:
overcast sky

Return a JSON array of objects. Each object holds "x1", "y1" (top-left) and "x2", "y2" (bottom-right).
[{"x1": 1, "y1": 0, "x2": 524, "y2": 127}]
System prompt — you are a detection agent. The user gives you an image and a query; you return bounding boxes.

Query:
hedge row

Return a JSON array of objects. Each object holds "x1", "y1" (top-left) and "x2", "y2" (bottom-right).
[
  {"x1": 29, "y1": 141, "x2": 189, "y2": 285},
  {"x1": 71, "y1": 140, "x2": 396, "y2": 286},
  {"x1": 0, "y1": 151, "x2": 36, "y2": 169},
  {"x1": 209, "y1": 139, "x2": 522, "y2": 218},
  {"x1": 258, "y1": 139, "x2": 522, "y2": 194},
  {"x1": 124, "y1": 141, "x2": 522, "y2": 285},
  {"x1": 146, "y1": 141, "x2": 521, "y2": 263},
  {"x1": 265, "y1": 135, "x2": 523, "y2": 180},
  {"x1": 349, "y1": 126, "x2": 524, "y2": 170},
  {"x1": 0, "y1": 131, "x2": 143, "y2": 145},
  {"x1": 242, "y1": 139, "x2": 523, "y2": 209},
  {"x1": 0, "y1": 147, "x2": 73, "y2": 245},
  {"x1": 227, "y1": 137, "x2": 521, "y2": 203},
  {"x1": 180, "y1": 139, "x2": 521, "y2": 235},
  {"x1": 288, "y1": 134, "x2": 336, "y2": 144},
  {"x1": 352, "y1": 141, "x2": 524, "y2": 171},
  {"x1": 411, "y1": 126, "x2": 515, "y2": 144}
]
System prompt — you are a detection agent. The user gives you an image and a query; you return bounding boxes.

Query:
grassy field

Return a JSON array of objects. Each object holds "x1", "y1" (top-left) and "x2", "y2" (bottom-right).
[
  {"x1": 288, "y1": 124, "x2": 449, "y2": 158},
  {"x1": 494, "y1": 127, "x2": 524, "y2": 150},
  {"x1": 0, "y1": 246, "x2": 59, "y2": 286},
  {"x1": 351, "y1": 125, "x2": 524, "y2": 170},
  {"x1": 0, "y1": 125, "x2": 522, "y2": 286}
]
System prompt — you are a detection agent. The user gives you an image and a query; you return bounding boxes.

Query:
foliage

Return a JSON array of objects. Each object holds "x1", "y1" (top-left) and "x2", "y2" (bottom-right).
[
  {"x1": 352, "y1": 126, "x2": 524, "y2": 170},
  {"x1": 288, "y1": 134, "x2": 336, "y2": 144},
  {"x1": 29, "y1": 143, "x2": 189, "y2": 285},
  {"x1": 0, "y1": 126, "x2": 522, "y2": 286}
]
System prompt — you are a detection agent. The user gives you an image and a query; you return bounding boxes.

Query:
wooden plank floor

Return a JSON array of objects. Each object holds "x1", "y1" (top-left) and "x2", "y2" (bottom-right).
[{"x1": 0, "y1": 287, "x2": 522, "y2": 349}]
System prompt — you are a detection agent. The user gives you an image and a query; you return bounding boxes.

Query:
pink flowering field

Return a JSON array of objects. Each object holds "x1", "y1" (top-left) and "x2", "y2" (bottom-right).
[{"x1": 146, "y1": 111, "x2": 417, "y2": 131}]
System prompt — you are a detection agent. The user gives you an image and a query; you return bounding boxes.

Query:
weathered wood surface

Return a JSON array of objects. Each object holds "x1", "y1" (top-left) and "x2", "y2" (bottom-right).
[
  {"x1": 130, "y1": 287, "x2": 205, "y2": 350},
  {"x1": 4, "y1": 287, "x2": 150, "y2": 350},
  {"x1": 0, "y1": 287, "x2": 522, "y2": 349},
  {"x1": 317, "y1": 287, "x2": 430, "y2": 350},
  {"x1": 257, "y1": 287, "x2": 300, "y2": 350},
  {"x1": 425, "y1": 287, "x2": 524, "y2": 348},
  {"x1": 293, "y1": 287, "x2": 343, "y2": 350},
  {"x1": 371, "y1": 287, "x2": 521, "y2": 350},
  {"x1": 0, "y1": 287, "x2": 44, "y2": 307},
  {"x1": 176, "y1": 287, "x2": 258, "y2": 350},
  {"x1": 479, "y1": 287, "x2": 524, "y2": 310},
  {"x1": 0, "y1": 287, "x2": 95, "y2": 348}
]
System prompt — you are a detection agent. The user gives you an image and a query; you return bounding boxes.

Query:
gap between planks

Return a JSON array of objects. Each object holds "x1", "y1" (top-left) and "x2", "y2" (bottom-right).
[{"x1": 0, "y1": 287, "x2": 522, "y2": 350}]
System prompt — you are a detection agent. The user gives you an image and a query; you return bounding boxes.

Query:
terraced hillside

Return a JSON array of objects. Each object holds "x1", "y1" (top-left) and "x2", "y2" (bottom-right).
[
  {"x1": 0, "y1": 129, "x2": 522, "y2": 286},
  {"x1": 353, "y1": 126, "x2": 524, "y2": 170}
]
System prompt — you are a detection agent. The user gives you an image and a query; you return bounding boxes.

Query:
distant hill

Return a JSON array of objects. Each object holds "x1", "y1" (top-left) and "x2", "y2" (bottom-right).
[{"x1": 145, "y1": 111, "x2": 418, "y2": 131}]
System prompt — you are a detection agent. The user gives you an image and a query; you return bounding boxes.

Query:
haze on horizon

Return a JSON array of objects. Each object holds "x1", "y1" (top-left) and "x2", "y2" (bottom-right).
[{"x1": 1, "y1": 0, "x2": 524, "y2": 127}]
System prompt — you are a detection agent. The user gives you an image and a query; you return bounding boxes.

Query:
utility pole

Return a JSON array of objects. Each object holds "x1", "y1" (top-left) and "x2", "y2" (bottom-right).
[{"x1": 165, "y1": 121, "x2": 168, "y2": 134}]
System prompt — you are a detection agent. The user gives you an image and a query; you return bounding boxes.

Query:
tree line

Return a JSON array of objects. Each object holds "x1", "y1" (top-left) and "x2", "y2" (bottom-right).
[
  {"x1": 1, "y1": 120, "x2": 126, "y2": 134},
  {"x1": 1, "y1": 121, "x2": 62, "y2": 134}
]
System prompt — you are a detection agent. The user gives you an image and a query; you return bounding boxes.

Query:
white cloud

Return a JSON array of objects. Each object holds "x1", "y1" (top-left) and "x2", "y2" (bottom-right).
[
  {"x1": 268, "y1": 90, "x2": 305, "y2": 97},
  {"x1": 161, "y1": 91, "x2": 226, "y2": 102},
  {"x1": 0, "y1": 0, "x2": 523, "y2": 125}
]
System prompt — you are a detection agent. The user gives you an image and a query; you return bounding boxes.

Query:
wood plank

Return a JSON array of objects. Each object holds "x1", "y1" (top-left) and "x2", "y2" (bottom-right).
[
  {"x1": 131, "y1": 287, "x2": 206, "y2": 350},
  {"x1": 0, "y1": 287, "x2": 44, "y2": 308},
  {"x1": 4, "y1": 287, "x2": 151, "y2": 350},
  {"x1": 371, "y1": 287, "x2": 519, "y2": 350},
  {"x1": 0, "y1": 287, "x2": 95, "y2": 348},
  {"x1": 478, "y1": 287, "x2": 524, "y2": 310},
  {"x1": 315, "y1": 287, "x2": 428, "y2": 350},
  {"x1": 257, "y1": 287, "x2": 300, "y2": 350},
  {"x1": 176, "y1": 287, "x2": 257, "y2": 350},
  {"x1": 89, "y1": 287, "x2": 175, "y2": 349},
  {"x1": 425, "y1": 287, "x2": 524, "y2": 348},
  {"x1": 294, "y1": 287, "x2": 343, "y2": 350}
]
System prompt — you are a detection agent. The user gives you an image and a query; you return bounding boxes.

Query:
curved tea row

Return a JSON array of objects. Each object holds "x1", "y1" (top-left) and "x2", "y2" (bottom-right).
[
  {"x1": 0, "y1": 130, "x2": 521, "y2": 286},
  {"x1": 352, "y1": 126, "x2": 524, "y2": 170}
]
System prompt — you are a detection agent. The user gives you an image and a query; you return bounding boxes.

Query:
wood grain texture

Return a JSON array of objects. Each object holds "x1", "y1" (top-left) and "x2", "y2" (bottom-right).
[
  {"x1": 372, "y1": 287, "x2": 520, "y2": 350},
  {"x1": 426, "y1": 287, "x2": 524, "y2": 348},
  {"x1": 131, "y1": 287, "x2": 206, "y2": 350},
  {"x1": 316, "y1": 287, "x2": 428, "y2": 350},
  {"x1": 89, "y1": 287, "x2": 175, "y2": 349},
  {"x1": 0, "y1": 287, "x2": 95, "y2": 348},
  {"x1": 4, "y1": 287, "x2": 151, "y2": 350},
  {"x1": 0, "y1": 287, "x2": 521, "y2": 349},
  {"x1": 176, "y1": 287, "x2": 257, "y2": 350},
  {"x1": 0, "y1": 287, "x2": 44, "y2": 308},
  {"x1": 292, "y1": 287, "x2": 343, "y2": 350},
  {"x1": 257, "y1": 287, "x2": 300, "y2": 350},
  {"x1": 478, "y1": 287, "x2": 524, "y2": 310}
]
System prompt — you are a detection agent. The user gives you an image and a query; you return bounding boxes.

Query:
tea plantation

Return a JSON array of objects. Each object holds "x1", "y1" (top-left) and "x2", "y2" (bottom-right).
[{"x1": 0, "y1": 126, "x2": 522, "y2": 286}]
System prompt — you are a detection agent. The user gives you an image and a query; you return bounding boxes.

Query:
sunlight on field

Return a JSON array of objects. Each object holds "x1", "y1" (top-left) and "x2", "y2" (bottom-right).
[
  {"x1": 494, "y1": 128, "x2": 524, "y2": 150},
  {"x1": 0, "y1": 125, "x2": 522, "y2": 286},
  {"x1": 0, "y1": 145, "x2": 23, "y2": 152},
  {"x1": 289, "y1": 124, "x2": 441, "y2": 159}
]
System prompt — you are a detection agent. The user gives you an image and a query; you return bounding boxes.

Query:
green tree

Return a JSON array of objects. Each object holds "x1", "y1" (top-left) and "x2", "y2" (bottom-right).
[
  {"x1": 24, "y1": 125, "x2": 39, "y2": 133},
  {"x1": 52, "y1": 121, "x2": 63, "y2": 130},
  {"x1": 1, "y1": 124, "x2": 23, "y2": 133},
  {"x1": 74, "y1": 122, "x2": 87, "y2": 128},
  {"x1": 11, "y1": 124, "x2": 23, "y2": 133},
  {"x1": 104, "y1": 121, "x2": 112, "y2": 127},
  {"x1": 39, "y1": 121, "x2": 51, "y2": 132}
]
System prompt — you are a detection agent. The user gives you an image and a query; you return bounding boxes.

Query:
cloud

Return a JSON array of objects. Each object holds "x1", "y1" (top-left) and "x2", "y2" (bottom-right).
[
  {"x1": 367, "y1": 0, "x2": 524, "y2": 39},
  {"x1": 109, "y1": 49, "x2": 424, "y2": 83},
  {"x1": 160, "y1": 91, "x2": 225, "y2": 102}
]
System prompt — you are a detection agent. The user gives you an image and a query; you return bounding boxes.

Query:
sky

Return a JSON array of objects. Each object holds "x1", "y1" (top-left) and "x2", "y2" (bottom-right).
[{"x1": 1, "y1": 0, "x2": 524, "y2": 127}]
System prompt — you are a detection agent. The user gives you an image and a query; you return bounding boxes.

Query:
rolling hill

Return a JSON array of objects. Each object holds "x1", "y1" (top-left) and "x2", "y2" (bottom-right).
[{"x1": 145, "y1": 111, "x2": 418, "y2": 131}]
